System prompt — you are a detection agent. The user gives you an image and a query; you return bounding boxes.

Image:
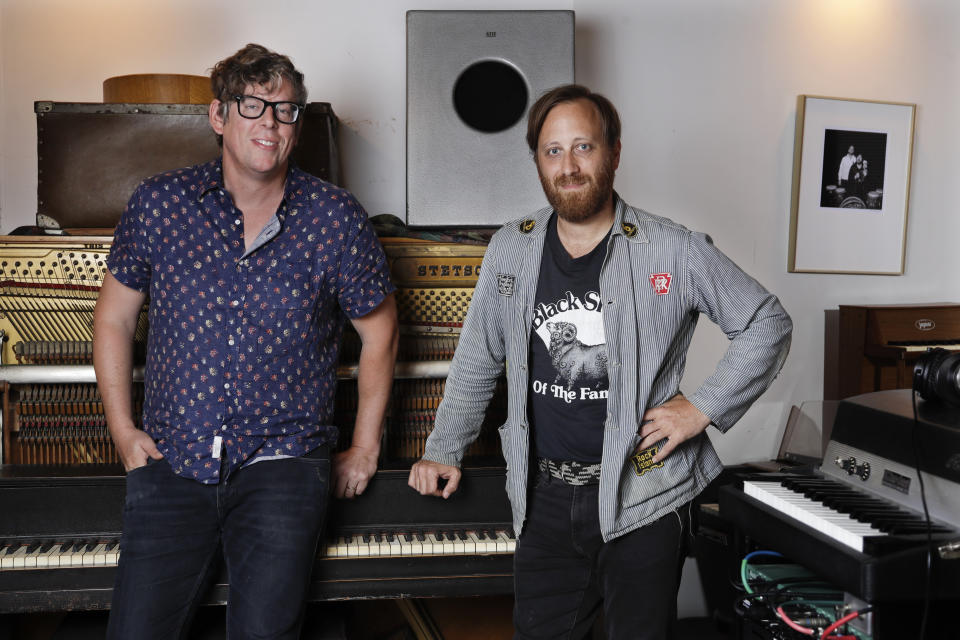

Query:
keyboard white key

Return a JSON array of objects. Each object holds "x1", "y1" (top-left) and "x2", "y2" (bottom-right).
[
  {"x1": 315, "y1": 528, "x2": 516, "y2": 559},
  {"x1": 423, "y1": 533, "x2": 441, "y2": 555},
  {"x1": 500, "y1": 531, "x2": 516, "y2": 553},
  {"x1": 409, "y1": 534, "x2": 423, "y2": 556},
  {"x1": 0, "y1": 540, "x2": 123, "y2": 571},
  {"x1": 346, "y1": 536, "x2": 361, "y2": 557},
  {"x1": 82, "y1": 543, "x2": 104, "y2": 566},
  {"x1": 440, "y1": 533, "x2": 456, "y2": 555},
  {"x1": 365, "y1": 535, "x2": 383, "y2": 556},
  {"x1": 476, "y1": 532, "x2": 498, "y2": 554},
  {"x1": 333, "y1": 537, "x2": 350, "y2": 558},
  {"x1": 36, "y1": 545, "x2": 62, "y2": 568},
  {"x1": 462, "y1": 532, "x2": 478, "y2": 554},
  {"x1": 61, "y1": 542, "x2": 88, "y2": 567},
  {"x1": 387, "y1": 535, "x2": 402, "y2": 556},
  {"x1": 21, "y1": 545, "x2": 38, "y2": 569},
  {"x1": 10, "y1": 545, "x2": 28, "y2": 569},
  {"x1": 104, "y1": 543, "x2": 120, "y2": 566},
  {"x1": 354, "y1": 535, "x2": 370, "y2": 557},
  {"x1": 744, "y1": 481, "x2": 885, "y2": 552}
]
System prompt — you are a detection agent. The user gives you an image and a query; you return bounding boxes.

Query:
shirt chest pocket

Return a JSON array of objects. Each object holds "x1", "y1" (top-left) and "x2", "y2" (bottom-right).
[
  {"x1": 248, "y1": 259, "x2": 316, "y2": 310},
  {"x1": 246, "y1": 259, "x2": 317, "y2": 362}
]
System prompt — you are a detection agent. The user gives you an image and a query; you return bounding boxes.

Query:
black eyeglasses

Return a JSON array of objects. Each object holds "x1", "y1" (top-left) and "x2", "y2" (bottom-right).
[{"x1": 233, "y1": 95, "x2": 304, "y2": 124}]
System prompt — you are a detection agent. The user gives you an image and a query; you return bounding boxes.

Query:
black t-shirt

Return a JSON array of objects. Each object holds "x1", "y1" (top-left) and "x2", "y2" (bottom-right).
[{"x1": 528, "y1": 214, "x2": 610, "y2": 463}]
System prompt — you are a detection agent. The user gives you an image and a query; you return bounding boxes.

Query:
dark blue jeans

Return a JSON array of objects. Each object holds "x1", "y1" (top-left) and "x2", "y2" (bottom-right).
[
  {"x1": 107, "y1": 451, "x2": 330, "y2": 640},
  {"x1": 513, "y1": 469, "x2": 691, "y2": 640}
]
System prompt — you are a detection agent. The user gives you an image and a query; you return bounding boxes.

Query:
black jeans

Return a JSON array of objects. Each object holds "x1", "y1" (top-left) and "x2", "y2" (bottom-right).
[
  {"x1": 107, "y1": 451, "x2": 330, "y2": 640},
  {"x1": 513, "y1": 469, "x2": 691, "y2": 640}
]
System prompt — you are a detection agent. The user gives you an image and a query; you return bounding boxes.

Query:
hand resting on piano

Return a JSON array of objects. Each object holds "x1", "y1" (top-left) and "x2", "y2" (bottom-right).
[{"x1": 409, "y1": 459, "x2": 462, "y2": 499}]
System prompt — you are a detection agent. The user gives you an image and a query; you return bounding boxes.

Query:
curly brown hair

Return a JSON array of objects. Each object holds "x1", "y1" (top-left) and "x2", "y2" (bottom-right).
[{"x1": 209, "y1": 43, "x2": 307, "y2": 144}]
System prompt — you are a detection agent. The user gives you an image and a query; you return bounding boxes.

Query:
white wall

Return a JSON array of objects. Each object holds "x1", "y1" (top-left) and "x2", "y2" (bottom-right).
[
  {"x1": 576, "y1": 0, "x2": 960, "y2": 461},
  {"x1": 1, "y1": 0, "x2": 958, "y2": 457},
  {"x1": 0, "y1": 0, "x2": 572, "y2": 227}
]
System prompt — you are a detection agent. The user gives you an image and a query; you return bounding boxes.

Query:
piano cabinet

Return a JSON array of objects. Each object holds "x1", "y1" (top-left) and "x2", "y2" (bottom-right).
[
  {"x1": 0, "y1": 468, "x2": 515, "y2": 616},
  {"x1": 0, "y1": 235, "x2": 520, "y2": 635},
  {"x1": 826, "y1": 303, "x2": 960, "y2": 401}
]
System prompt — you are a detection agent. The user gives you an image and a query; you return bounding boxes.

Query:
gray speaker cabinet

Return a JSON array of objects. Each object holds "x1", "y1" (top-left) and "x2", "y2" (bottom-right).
[{"x1": 406, "y1": 10, "x2": 574, "y2": 227}]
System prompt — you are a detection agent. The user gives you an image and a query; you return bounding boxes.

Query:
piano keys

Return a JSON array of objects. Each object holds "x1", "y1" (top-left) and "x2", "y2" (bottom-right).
[
  {"x1": 0, "y1": 540, "x2": 120, "y2": 570},
  {"x1": 719, "y1": 389, "x2": 960, "y2": 637},
  {"x1": 1, "y1": 530, "x2": 515, "y2": 570},
  {"x1": 0, "y1": 467, "x2": 514, "y2": 613},
  {"x1": 741, "y1": 477, "x2": 956, "y2": 554}
]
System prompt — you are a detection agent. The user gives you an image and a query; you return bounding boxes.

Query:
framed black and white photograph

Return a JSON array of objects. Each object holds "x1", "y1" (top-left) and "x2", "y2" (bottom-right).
[{"x1": 788, "y1": 95, "x2": 916, "y2": 274}]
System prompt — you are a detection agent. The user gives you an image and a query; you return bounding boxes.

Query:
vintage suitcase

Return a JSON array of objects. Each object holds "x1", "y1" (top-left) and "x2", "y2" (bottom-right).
[{"x1": 34, "y1": 101, "x2": 339, "y2": 233}]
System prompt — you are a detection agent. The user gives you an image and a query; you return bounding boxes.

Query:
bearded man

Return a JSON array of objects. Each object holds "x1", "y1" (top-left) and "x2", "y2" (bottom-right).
[{"x1": 408, "y1": 84, "x2": 792, "y2": 639}]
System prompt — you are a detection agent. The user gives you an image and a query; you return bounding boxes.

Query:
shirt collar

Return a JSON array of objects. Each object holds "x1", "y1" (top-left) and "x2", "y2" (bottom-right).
[
  {"x1": 196, "y1": 158, "x2": 225, "y2": 201},
  {"x1": 196, "y1": 158, "x2": 310, "y2": 213},
  {"x1": 520, "y1": 191, "x2": 645, "y2": 242},
  {"x1": 280, "y1": 163, "x2": 313, "y2": 209}
]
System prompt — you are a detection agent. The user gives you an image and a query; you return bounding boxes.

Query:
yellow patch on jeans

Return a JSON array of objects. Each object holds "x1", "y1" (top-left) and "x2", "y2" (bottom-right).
[{"x1": 630, "y1": 445, "x2": 664, "y2": 476}]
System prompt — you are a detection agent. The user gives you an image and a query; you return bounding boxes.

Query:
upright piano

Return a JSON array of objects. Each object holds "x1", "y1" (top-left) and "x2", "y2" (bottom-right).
[
  {"x1": 0, "y1": 234, "x2": 513, "y2": 615},
  {"x1": 832, "y1": 303, "x2": 960, "y2": 400},
  {"x1": 0, "y1": 467, "x2": 514, "y2": 613},
  {"x1": 0, "y1": 101, "x2": 512, "y2": 618},
  {"x1": 720, "y1": 390, "x2": 960, "y2": 638}
]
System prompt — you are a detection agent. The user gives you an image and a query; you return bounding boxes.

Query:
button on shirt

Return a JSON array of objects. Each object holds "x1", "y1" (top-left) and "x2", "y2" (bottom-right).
[{"x1": 107, "y1": 159, "x2": 395, "y2": 483}]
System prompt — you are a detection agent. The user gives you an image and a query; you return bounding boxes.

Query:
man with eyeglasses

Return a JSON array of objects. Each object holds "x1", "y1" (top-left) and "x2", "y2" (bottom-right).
[{"x1": 94, "y1": 43, "x2": 398, "y2": 639}]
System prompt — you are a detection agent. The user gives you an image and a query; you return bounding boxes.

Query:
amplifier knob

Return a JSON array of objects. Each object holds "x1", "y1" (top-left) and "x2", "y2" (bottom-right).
[{"x1": 835, "y1": 456, "x2": 858, "y2": 475}]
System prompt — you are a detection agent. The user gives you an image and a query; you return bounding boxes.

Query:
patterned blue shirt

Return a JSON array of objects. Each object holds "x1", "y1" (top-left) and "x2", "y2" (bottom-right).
[{"x1": 107, "y1": 159, "x2": 395, "y2": 483}]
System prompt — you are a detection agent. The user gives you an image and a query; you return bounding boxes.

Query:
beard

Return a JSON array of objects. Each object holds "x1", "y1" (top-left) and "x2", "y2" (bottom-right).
[{"x1": 538, "y1": 155, "x2": 616, "y2": 223}]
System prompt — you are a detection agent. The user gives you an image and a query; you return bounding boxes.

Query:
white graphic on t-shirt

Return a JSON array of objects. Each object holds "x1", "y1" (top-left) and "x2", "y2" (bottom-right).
[
  {"x1": 545, "y1": 321, "x2": 608, "y2": 391},
  {"x1": 531, "y1": 290, "x2": 608, "y2": 400}
]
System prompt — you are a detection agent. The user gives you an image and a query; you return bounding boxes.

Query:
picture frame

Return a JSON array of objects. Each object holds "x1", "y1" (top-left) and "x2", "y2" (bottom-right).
[{"x1": 788, "y1": 95, "x2": 916, "y2": 274}]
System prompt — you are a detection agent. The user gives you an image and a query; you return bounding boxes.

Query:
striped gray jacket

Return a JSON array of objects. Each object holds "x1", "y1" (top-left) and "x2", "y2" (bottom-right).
[{"x1": 423, "y1": 197, "x2": 792, "y2": 541}]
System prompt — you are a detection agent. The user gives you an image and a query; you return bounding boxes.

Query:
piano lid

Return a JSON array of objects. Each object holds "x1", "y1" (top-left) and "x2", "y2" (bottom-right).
[{"x1": 833, "y1": 389, "x2": 960, "y2": 485}]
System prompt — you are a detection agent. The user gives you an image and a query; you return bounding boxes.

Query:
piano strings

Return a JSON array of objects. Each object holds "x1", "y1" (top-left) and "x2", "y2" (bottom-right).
[
  {"x1": 10, "y1": 383, "x2": 142, "y2": 466},
  {"x1": 0, "y1": 237, "x2": 505, "y2": 470}
]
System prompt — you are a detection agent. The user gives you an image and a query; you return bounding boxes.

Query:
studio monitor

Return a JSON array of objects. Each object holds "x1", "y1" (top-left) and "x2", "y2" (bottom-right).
[{"x1": 406, "y1": 10, "x2": 574, "y2": 227}]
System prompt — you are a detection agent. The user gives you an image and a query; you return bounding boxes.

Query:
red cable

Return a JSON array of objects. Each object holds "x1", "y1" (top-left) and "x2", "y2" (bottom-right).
[
  {"x1": 820, "y1": 611, "x2": 860, "y2": 639},
  {"x1": 776, "y1": 606, "x2": 815, "y2": 635}
]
